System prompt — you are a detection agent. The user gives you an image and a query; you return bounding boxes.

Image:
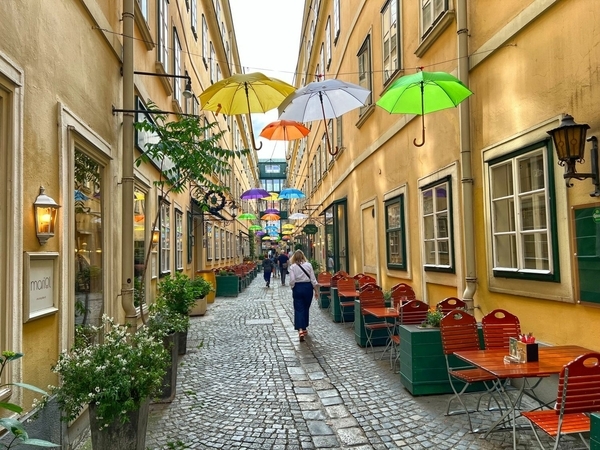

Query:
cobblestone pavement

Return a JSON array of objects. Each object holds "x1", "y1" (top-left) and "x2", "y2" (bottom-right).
[{"x1": 145, "y1": 276, "x2": 583, "y2": 449}]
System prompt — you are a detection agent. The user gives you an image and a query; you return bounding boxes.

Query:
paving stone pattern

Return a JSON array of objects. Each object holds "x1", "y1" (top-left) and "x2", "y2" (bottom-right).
[{"x1": 145, "y1": 277, "x2": 583, "y2": 449}]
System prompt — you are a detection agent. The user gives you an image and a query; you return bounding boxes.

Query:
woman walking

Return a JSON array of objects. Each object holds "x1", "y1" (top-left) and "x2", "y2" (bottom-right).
[{"x1": 288, "y1": 250, "x2": 319, "y2": 341}]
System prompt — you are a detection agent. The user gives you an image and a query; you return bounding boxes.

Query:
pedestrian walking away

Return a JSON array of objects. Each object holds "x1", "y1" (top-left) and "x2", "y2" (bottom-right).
[
  {"x1": 288, "y1": 249, "x2": 319, "y2": 341},
  {"x1": 278, "y1": 251, "x2": 290, "y2": 285},
  {"x1": 262, "y1": 254, "x2": 274, "y2": 287}
]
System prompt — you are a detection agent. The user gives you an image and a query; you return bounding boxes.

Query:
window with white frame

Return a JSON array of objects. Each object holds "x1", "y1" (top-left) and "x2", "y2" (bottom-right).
[
  {"x1": 160, "y1": 200, "x2": 171, "y2": 274},
  {"x1": 175, "y1": 209, "x2": 183, "y2": 270},
  {"x1": 221, "y1": 230, "x2": 226, "y2": 259},
  {"x1": 319, "y1": 44, "x2": 325, "y2": 78},
  {"x1": 173, "y1": 29, "x2": 182, "y2": 103},
  {"x1": 138, "y1": 0, "x2": 149, "y2": 21},
  {"x1": 202, "y1": 15, "x2": 208, "y2": 67},
  {"x1": 488, "y1": 141, "x2": 557, "y2": 280},
  {"x1": 333, "y1": 0, "x2": 340, "y2": 43},
  {"x1": 421, "y1": 178, "x2": 453, "y2": 271},
  {"x1": 325, "y1": 18, "x2": 332, "y2": 68},
  {"x1": 357, "y1": 36, "x2": 372, "y2": 115},
  {"x1": 382, "y1": 0, "x2": 400, "y2": 83},
  {"x1": 336, "y1": 116, "x2": 343, "y2": 151},
  {"x1": 215, "y1": 227, "x2": 220, "y2": 259},
  {"x1": 158, "y1": 0, "x2": 168, "y2": 67},
  {"x1": 226, "y1": 231, "x2": 231, "y2": 258},
  {"x1": 191, "y1": 0, "x2": 197, "y2": 38},
  {"x1": 210, "y1": 43, "x2": 215, "y2": 83},
  {"x1": 385, "y1": 195, "x2": 406, "y2": 269},
  {"x1": 421, "y1": 0, "x2": 448, "y2": 38},
  {"x1": 206, "y1": 222, "x2": 213, "y2": 260}
]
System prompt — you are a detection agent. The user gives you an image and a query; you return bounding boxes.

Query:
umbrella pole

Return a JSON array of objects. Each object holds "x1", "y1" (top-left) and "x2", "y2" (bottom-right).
[
  {"x1": 244, "y1": 82, "x2": 263, "y2": 151},
  {"x1": 319, "y1": 92, "x2": 339, "y2": 156},
  {"x1": 413, "y1": 82, "x2": 426, "y2": 147}
]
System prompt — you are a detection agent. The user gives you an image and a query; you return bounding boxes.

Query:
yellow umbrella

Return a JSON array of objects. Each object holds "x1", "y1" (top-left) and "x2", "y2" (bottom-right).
[
  {"x1": 282, "y1": 224, "x2": 295, "y2": 230},
  {"x1": 261, "y1": 192, "x2": 280, "y2": 201},
  {"x1": 199, "y1": 72, "x2": 296, "y2": 151},
  {"x1": 282, "y1": 230, "x2": 294, "y2": 235}
]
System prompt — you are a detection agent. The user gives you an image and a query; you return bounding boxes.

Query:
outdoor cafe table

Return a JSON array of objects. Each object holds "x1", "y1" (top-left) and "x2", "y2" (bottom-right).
[
  {"x1": 362, "y1": 306, "x2": 399, "y2": 366},
  {"x1": 453, "y1": 345, "x2": 593, "y2": 449}
]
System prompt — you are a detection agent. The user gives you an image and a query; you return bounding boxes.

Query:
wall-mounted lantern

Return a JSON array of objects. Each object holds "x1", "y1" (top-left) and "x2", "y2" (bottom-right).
[{"x1": 34, "y1": 186, "x2": 60, "y2": 245}]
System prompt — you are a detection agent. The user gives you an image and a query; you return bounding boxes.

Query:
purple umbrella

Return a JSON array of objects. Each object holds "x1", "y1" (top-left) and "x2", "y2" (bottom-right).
[
  {"x1": 256, "y1": 231, "x2": 266, "y2": 236},
  {"x1": 240, "y1": 188, "x2": 270, "y2": 200},
  {"x1": 265, "y1": 208, "x2": 280, "y2": 214}
]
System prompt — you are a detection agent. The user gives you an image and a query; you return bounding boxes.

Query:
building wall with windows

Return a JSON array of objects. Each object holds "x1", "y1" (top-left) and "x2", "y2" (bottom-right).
[
  {"x1": 290, "y1": 0, "x2": 600, "y2": 348},
  {"x1": 0, "y1": 0, "x2": 254, "y2": 444}
]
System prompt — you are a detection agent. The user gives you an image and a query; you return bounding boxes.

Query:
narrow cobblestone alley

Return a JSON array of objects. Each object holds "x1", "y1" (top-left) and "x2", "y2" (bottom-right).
[{"x1": 145, "y1": 276, "x2": 579, "y2": 449}]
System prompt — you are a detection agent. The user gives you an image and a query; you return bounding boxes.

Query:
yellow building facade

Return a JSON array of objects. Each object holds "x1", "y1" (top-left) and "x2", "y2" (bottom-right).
[
  {"x1": 290, "y1": 0, "x2": 600, "y2": 349},
  {"x1": 0, "y1": 0, "x2": 256, "y2": 445}
]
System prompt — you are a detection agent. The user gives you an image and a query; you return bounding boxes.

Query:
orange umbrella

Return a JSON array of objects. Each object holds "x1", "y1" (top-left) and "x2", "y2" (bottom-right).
[
  {"x1": 260, "y1": 120, "x2": 310, "y2": 141},
  {"x1": 261, "y1": 213, "x2": 281, "y2": 221}
]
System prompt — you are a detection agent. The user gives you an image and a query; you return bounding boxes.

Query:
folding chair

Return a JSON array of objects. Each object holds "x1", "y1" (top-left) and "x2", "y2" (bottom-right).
[
  {"x1": 522, "y1": 352, "x2": 600, "y2": 450},
  {"x1": 437, "y1": 297, "x2": 467, "y2": 315},
  {"x1": 317, "y1": 271, "x2": 332, "y2": 310},
  {"x1": 440, "y1": 309, "x2": 505, "y2": 433},
  {"x1": 482, "y1": 309, "x2": 548, "y2": 407},
  {"x1": 389, "y1": 300, "x2": 429, "y2": 372},
  {"x1": 336, "y1": 278, "x2": 357, "y2": 325},
  {"x1": 359, "y1": 286, "x2": 392, "y2": 355}
]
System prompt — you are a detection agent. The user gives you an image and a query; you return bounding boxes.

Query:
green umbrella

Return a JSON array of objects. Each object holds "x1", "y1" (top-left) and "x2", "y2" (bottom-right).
[
  {"x1": 376, "y1": 70, "x2": 473, "y2": 147},
  {"x1": 249, "y1": 224, "x2": 262, "y2": 231},
  {"x1": 238, "y1": 213, "x2": 256, "y2": 220}
]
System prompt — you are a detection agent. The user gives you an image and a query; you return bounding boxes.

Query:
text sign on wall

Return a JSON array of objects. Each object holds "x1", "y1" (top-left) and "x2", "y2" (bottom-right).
[{"x1": 24, "y1": 252, "x2": 59, "y2": 322}]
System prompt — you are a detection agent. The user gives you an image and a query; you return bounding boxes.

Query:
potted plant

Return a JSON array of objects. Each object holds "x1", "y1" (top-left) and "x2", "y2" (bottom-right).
[
  {"x1": 147, "y1": 298, "x2": 189, "y2": 403},
  {"x1": 215, "y1": 270, "x2": 239, "y2": 297},
  {"x1": 51, "y1": 316, "x2": 168, "y2": 450},
  {"x1": 189, "y1": 277, "x2": 213, "y2": 316},
  {"x1": 157, "y1": 272, "x2": 197, "y2": 354},
  {"x1": 420, "y1": 307, "x2": 444, "y2": 328}
]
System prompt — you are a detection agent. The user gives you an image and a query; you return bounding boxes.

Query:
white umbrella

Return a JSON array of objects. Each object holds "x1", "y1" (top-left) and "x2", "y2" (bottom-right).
[
  {"x1": 278, "y1": 79, "x2": 370, "y2": 156},
  {"x1": 288, "y1": 212, "x2": 309, "y2": 220}
]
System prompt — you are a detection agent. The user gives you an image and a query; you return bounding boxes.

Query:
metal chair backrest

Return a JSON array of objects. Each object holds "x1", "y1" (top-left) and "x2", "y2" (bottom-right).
[
  {"x1": 317, "y1": 271, "x2": 332, "y2": 284},
  {"x1": 398, "y1": 300, "x2": 429, "y2": 325},
  {"x1": 439, "y1": 309, "x2": 481, "y2": 356},
  {"x1": 481, "y1": 309, "x2": 521, "y2": 350},
  {"x1": 437, "y1": 297, "x2": 467, "y2": 314},
  {"x1": 358, "y1": 275, "x2": 377, "y2": 286},
  {"x1": 557, "y1": 353, "x2": 600, "y2": 414}
]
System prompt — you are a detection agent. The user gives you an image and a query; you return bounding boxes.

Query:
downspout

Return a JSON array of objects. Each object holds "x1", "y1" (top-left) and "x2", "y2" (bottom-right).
[
  {"x1": 121, "y1": 0, "x2": 137, "y2": 323},
  {"x1": 457, "y1": 0, "x2": 477, "y2": 311}
]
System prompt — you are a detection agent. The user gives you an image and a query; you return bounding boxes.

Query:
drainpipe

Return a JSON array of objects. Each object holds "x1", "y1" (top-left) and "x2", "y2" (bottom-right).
[
  {"x1": 121, "y1": 0, "x2": 137, "y2": 323},
  {"x1": 457, "y1": 0, "x2": 477, "y2": 311}
]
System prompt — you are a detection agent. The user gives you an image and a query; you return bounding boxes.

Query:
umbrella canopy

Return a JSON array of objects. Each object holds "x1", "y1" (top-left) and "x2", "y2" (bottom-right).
[
  {"x1": 288, "y1": 212, "x2": 309, "y2": 220},
  {"x1": 264, "y1": 208, "x2": 280, "y2": 214},
  {"x1": 199, "y1": 72, "x2": 296, "y2": 150},
  {"x1": 376, "y1": 70, "x2": 473, "y2": 147},
  {"x1": 259, "y1": 120, "x2": 310, "y2": 141},
  {"x1": 262, "y1": 235, "x2": 274, "y2": 241},
  {"x1": 237, "y1": 212, "x2": 256, "y2": 220},
  {"x1": 240, "y1": 188, "x2": 270, "y2": 200},
  {"x1": 256, "y1": 231, "x2": 266, "y2": 236},
  {"x1": 282, "y1": 224, "x2": 295, "y2": 230},
  {"x1": 277, "y1": 188, "x2": 306, "y2": 200},
  {"x1": 282, "y1": 235, "x2": 291, "y2": 241},
  {"x1": 261, "y1": 213, "x2": 281, "y2": 221},
  {"x1": 249, "y1": 224, "x2": 262, "y2": 231},
  {"x1": 261, "y1": 192, "x2": 280, "y2": 201},
  {"x1": 282, "y1": 230, "x2": 294, "y2": 235},
  {"x1": 278, "y1": 79, "x2": 370, "y2": 155}
]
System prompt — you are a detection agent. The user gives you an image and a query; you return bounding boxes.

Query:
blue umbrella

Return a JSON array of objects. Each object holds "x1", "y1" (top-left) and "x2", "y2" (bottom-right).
[{"x1": 278, "y1": 188, "x2": 306, "y2": 200}]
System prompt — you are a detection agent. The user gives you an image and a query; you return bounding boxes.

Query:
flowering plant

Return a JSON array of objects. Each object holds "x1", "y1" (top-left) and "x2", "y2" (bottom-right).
[
  {"x1": 421, "y1": 306, "x2": 444, "y2": 328},
  {"x1": 51, "y1": 316, "x2": 168, "y2": 428}
]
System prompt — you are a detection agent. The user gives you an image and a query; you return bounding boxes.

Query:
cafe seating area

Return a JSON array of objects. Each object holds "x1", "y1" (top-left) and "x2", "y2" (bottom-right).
[{"x1": 316, "y1": 270, "x2": 600, "y2": 449}]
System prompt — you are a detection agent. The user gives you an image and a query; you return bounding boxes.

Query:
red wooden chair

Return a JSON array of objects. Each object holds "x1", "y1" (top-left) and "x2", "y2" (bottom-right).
[
  {"x1": 358, "y1": 286, "x2": 391, "y2": 355},
  {"x1": 336, "y1": 277, "x2": 358, "y2": 325},
  {"x1": 437, "y1": 297, "x2": 467, "y2": 315},
  {"x1": 440, "y1": 309, "x2": 505, "y2": 433},
  {"x1": 357, "y1": 275, "x2": 377, "y2": 287},
  {"x1": 389, "y1": 300, "x2": 429, "y2": 372},
  {"x1": 522, "y1": 352, "x2": 600, "y2": 450},
  {"x1": 390, "y1": 283, "x2": 416, "y2": 308},
  {"x1": 317, "y1": 272, "x2": 333, "y2": 310}
]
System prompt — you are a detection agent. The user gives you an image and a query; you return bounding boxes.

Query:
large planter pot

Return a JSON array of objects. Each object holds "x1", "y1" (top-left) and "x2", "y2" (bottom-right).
[
  {"x1": 177, "y1": 329, "x2": 188, "y2": 355},
  {"x1": 196, "y1": 270, "x2": 216, "y2": 304},
  {"x1": 154, "y1": 332, "x2": 178, "y2": 403},
  {"x1": 189, "y1": 295, "x2": 207, "y2": 316},
  {"x1": 89, "y1": 398, "x2": 149, "y2": 450},
  {"x1": 216, "y1": 275, "x2": 239, "y2": 297}
]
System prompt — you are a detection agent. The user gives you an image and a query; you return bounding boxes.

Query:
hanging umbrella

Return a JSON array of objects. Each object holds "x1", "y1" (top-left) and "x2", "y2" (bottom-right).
[
  {"x1": 237, "y1": 212, "x2": 256, "y2": 220},
  {"x1": 199, "y1": 72, "x2": 296, "y2": 151},
  {"x1": 261, "y1": 213, "x2": 281, "y2": 221},
  {"x1": 289, "y1": 212, "x2": 309, "y2": 220},
  {"x1": 376, "y1": 69, "x2": 473, "y2": 147},
  {"x1": 282, "y1": 235, "x2": 291, "y2": 241},
  {"x1": 259, "y1": 120, "x2": 310, "y2": 141},
  {"x1": 256, "y1": 231, "x2": 266, "y2": 236},
  {"x1": 249, "y1": 224, "x2": 262, "y2": 231},
  {"x1": 240, "y1": 188, "x2": 270, "y2": 200},
  {"x1": 278, "y1": 79, "x2": 371, "y2": 155},
  {"x1": 261, "y1": 192, "x2": 280, "y2": 201},
  {"x1": 282, "y1": 224, "x2": 295, "y2": 230},
  {"x1": 277, "y1": 188, "x2": 306, "y2": 200},
  {"x1": 264, "y1": 208, "x2": 280, "y2": 214},
  {"x1": 262, "y1": 235, "x2": 274, "y2": 241},
  {"x1": 282, "y1": 230, "x2": 294, "y2": 235}
]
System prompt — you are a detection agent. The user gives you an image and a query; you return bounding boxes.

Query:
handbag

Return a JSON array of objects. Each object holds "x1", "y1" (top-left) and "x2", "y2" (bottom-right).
[{"x1": 282, "y1": 262, "x2": 288, "y2": 269}]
